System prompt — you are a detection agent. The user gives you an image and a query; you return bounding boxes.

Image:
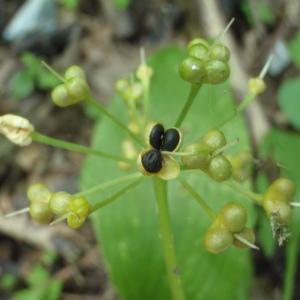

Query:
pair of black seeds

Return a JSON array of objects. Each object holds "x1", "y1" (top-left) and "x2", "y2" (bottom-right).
[{"x1": 142, "y1": 124, "x2": 181, "y2": 173}]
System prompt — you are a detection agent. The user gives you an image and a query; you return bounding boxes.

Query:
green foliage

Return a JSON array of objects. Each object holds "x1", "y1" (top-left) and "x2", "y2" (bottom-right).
[
  {"x1": 278, "y1": 77, "x2": 300, "y2": 129},
  {"x1": 59, "y1": 0, "x2": 79, "y2": 10},
  {"x1": 259, "y1": 129, "x2": 300, "y2": 300},
  {"x1": 114, "y1": 0, "x2": 131, "y2": 10},
  {"x1": 288, "y1": 31, "x2": 300, "y2": 67},
  {"x1": 81, "y1": 47, "x2": 255, "y2": 299},
  {"x1": 9, "y1": 52, "x2": 59, "y2": 100}
]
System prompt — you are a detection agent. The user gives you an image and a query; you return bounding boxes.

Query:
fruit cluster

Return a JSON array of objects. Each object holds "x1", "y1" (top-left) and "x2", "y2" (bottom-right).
[
  {"x1": 179, "y1": 38, "x2": 230, "y2": 85},
  {"x1": 27, "y1": 183, "x2": 90, "y2": 228},
  {"x1": 204, "y1": 202, "x2": 254, "y2": 254},
  {"x1": 51, "y1": 65, "x2": 89, "y2": 107}
]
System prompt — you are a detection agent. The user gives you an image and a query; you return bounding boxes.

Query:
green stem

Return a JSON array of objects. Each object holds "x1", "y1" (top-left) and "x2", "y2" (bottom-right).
[
  {"x1": 86, "y1": 96, "x2": 143, "y2": 146},
  {"x1": 179, "y1": 178, "x2": 216, "y2": 220},
  {"x1": 152, "y1": 177, "x2": 186, "y2": 300},
  {"x1": 75, "y1": 173, "x2": 141, "y2": 197},
  {"x1": 32, "y1": 131, "x2": 130, "y2": 163},
  {"x1": 283, "y1": 236, "x2": 299, "y2": 300},
  {"x1": 90, "y1": 177, "x2": 143, "y2": 213},
  {"x1": 175, "y1": 84, "x2": 201, "y2": 128}
]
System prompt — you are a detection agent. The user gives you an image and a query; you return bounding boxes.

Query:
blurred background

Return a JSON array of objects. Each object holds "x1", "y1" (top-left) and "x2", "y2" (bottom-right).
[{"x1": 0, "y1": 0, "x2": 300, "y2": 299}]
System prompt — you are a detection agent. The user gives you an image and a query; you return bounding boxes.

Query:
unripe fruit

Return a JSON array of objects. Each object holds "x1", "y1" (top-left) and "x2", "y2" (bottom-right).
[
  {"x1": 204, "y1": 225, "x2": 233, "y2": 254},
  {"x1": 51, "y1": 84, "x2": 74, "y2": 107},
  {"x1": 115, "y1": 79, "x2": 128, "y2": 95},
  {"x1": 221, "y1": 203, "x2": 247, "y2": 233},
  {"x1": 66, "y1": 77, "x2": 89, "y2": 101},
  {"x1": 269, "y1": 178, "x2": 295, "y2": 203},
  {"x1": 50, "y1": 192, "x2": 71, "y2": 216},
  {"x1": 67, "y1": 214, "x2": 86, "y2": 229},
  {"x1": 179, "y1": 57, "x2": 206, "y2": 84},
  {"x1": 263, "y1": 198, "x2": 292, "y2": 224},
  {"x1": 208, "y1": 154, "x2": 232, "y2": 182},
  {"x1": 27, "y1": 183, "x2": 51, "y2": 204},
  {"x1": 181, "y1": 143, "x2": 211, "y2": 170},
  {"x1": 233, "y1": 228, "x2": 255, "y2": 249},
  {"x1": 69, "y1": 197, "x2": 90, "y2": 218},
  {"x1": 230, "y1": 151, "x2": 253, "y2": 183},
  {"x1": 248, "y1": 78, "x2": 266, "y2": 95},
  {"x1": 123, "y1": 82, "x2": 144, "y2": 102},
  {"x1": 202, "y1": 129, "x2": 226, "y2": 153},
  {"x1": 187, "y1": 38, "x2": 210, "y2": 51},
  {"x1": 64, "y1": 65, "x2": 86, "y2": 80},
  {"x1": 209, "y1": 43, "x2": 230, "y2": 62},
  {"x1": 188, "y1": 44, "x2": 209, "y2": 61},
  {"x1": 205, "y1": 60, "x2": 230, "y2": 84},
  {"x1": 29, "y1": 202, "x2": 53, "y2": 224},
  {"x1": 161, "y1": 128, "x2": 182, "y2": 152}
]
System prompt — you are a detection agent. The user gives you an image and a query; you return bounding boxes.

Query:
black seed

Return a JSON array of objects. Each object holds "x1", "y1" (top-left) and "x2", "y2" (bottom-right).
[
  {"x1": 161, "y1": 128, "x2": 181, "y2": 152},
  {"x1": 149, "y1": 123, "x2": 164, "y2": 149},
  {"x1": 141, "y1": 149, "x2": 163, "y2": 173}
]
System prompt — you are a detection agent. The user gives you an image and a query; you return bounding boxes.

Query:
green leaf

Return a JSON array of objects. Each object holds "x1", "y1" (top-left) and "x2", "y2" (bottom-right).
[
  {"x1": 114, "y1": 0, "x2": 131, "y2": 10},
  {"x1": 278, "y1": 77, "x2": 300, "y2": 129},
  {"x1": 258, "y1": 3, "x2": 275, "y2": 25},
  {"x1": 288, "y1": 31, "x2": 300, "y2": 67},
  {"x1": 36, "y1": 69, "x2": 60, "y2": 91},
  {"x1": 59, "y1": 0, "x2": 79, "y2": 9},
  {"x1": 81, "y1": 47, "x2": 254, "y2": 300},
  {"x1": 9, "y1": 70, "x2": 34, "y2": 100},
  {"x1": 259, "y1": 129, "x2": 300, "y2": 300}
]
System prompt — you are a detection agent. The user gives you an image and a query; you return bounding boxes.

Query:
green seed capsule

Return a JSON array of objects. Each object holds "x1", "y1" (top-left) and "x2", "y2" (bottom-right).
[
  {"x1": 64, "y1": 65, "x2": 86, "y2": 80},
  {"x1": 233, "y1": 228, "x2": 255, "y2": 249},
  {"x1": 188, "y1": 44, "x2": 209, "y2": 62},
  {"x1": 50, "y1": 192, "x2": 71, "y2": 216},
  {"x1": 29, "y1": 202, "x2": 53, "y2": 224},
  {"x1": 204, "y1": 60, "x2": 230, "y2": 84},
  {"x1": 181, "y1": 143, "x2": 211, "y2": 170},
  {"x1": 67, "y1": 214, "x2": 86, "y2": 229},
  {"x1": 66, "y1": 77, "x2": 89, "y2": 101},
  {"x1": 220, "y1": 202, "x2": 247, "y2": 233},
  {"x1": 269, "y1": 178, "x2": 295, "y2": 203},
  {"x1": 204, "y1": 225, "x2": 233, "y2": 254},
  {"x1": 208, "y1": 154, "x2": 232, "y2": 182},
  {"x1": 187, "y1": 38, "x2": 210, "y2": 51},
  {"x1": 51, "y1": 84, "x2": 75, "y2": 107},
  {"x1": 229, "y1": 151, "x2": 253, "y2": 183},
  {"x1": 69, "y1": 197, "x2": 90, "y2": 218},
  {"x1": 263, "y1": 198, "x2": 292, "y2": 224},
  {"x1": 179, "y1": 57, "x2": 206, "y2": 84},
  {"x1": 202, "y1": 129, "x2": 226, "y2": 153},
  {"x1": 27, "y1": 183, "x2": 51, "y2": 204},
  {"x1": 209, "y1": 43, "x2": 230, "y2": 62}
]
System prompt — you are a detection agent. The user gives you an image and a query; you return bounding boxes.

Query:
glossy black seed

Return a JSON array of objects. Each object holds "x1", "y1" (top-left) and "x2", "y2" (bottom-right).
[
  {"x1": 141, "y1": 149, "x2": 163, "y2": 173},
  {"x1": 149, "y1": 123, "x2": 164, "y2": 149},
  {"x1": 161, "y1": 128, "x2": 181, "y2": 152}
]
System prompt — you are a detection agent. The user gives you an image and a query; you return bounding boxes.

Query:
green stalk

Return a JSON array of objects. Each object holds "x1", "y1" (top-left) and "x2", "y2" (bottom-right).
[
  {"x1": 90, "y1": 177, "x2": 143, "y2": 213},
  {"x1": 32, "y1": 131, "x2": 130, "y2": 163},
  {"x1": 179, "y1": 178, "x2": 216, "y2": 220},
  {"x1": 75, "y1": 173, "x2": 141, "y2": 197},
  {"x1": 152, "y1": 177, "x2": 186, "y2": 300},
  {"x1": 86, "y1": 96, "x2": 143, "y2": 146},
  {"x1": 175, "y1": 84, "x2": 201, "y2": 128}
]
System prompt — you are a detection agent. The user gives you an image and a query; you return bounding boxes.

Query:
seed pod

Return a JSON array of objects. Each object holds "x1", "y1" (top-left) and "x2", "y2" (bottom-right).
[
  {"x1": 209, "y1": 43, "x2": 230, "y2": 62},
  {"x1": 263, "y1": 198, "x2": 292, "y2": 224},
  {"x1": 229, "y1": 151, "x2": 253, "y2": 183},
  {"x1": 27, "y1": 183, "x2": 51, "y2": 204},
  {"x1": 123, "y1": 82, "x2": 144, "y2": 102},
  {"x1": 220, "y1": 202, "x2": 247, "y2": 233},
  {"x1": 268, "y1": 178, "x2": 295, "y2": 203},
  {"x1": 204, "y1": 225, "x2": 233, "y2": 254},
  {"x1": 181, "y1": 143, "x2": 211, "y2": 170},
  {"x1": 50, "y1": 192, "x2": 71, "y2": 216},
  {"x1": 188, "y1": 44, "x2": 209, "y2": 62},
  {"x1": 187, "y1": 38, "x2": 210, "y2": 51},
  {"x1": 208, "y1": 154, "x2": 232, "y2": 182},
  {"x1": 161, "y1": 128, "x2": 182, "y2": 152},
  {"x1": 67, "y1": 214, "x2": 86, "y2": 229},
  {"x1": 202, "y1": 129, "x2": 226, "y2": 153},
  {"x1": 179, "y1": 57, "x2": 206, "y2": 84},
  {"x1": 66, "y1": 77, "x2": 89, "y2": 101},
  {"x1": 69, "y1": 197, "x2": 90, "y2": 218},
  {"x1": 64, "y1": 65, "x2": 86, "y2": 80},
  {"x1": 51, "y1": 84, "x2": 75, "y2": 107},
  {"x1": 115, "y1": 79, "x2": 128, "y2": 95},
  {"x1": 149, "y1": 123, "x2": 165, "y2": 149},
  {"x1": 139, "y1": 149, "x2": 163, "y2": 174},
  {"x1": 157, "y1": 155, "x2": 180, "y2": 180},
  {"x1": 204, "y1": 60, "x2": 230, "y2": 84},
  {"x1": 29, "y1": 202, "x2": 53, "y2": 224},
  {"x1": 248, "y1": 78, "x2": 266, "y2": 95},
  {"x1": 233, "y1": 228, "x2": 255, "y2": 249}
]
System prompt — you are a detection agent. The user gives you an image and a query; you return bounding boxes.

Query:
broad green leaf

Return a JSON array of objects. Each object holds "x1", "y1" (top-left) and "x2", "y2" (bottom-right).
[
  {"x1": 278, "y1": 77, "x2": 300, "y2": 129},
  {"x1": 259, "y1": 129, "x2": 300, "y2": 300},
  {"x1": 9, "y1": 70, "x2": 34, "y2": 100},
  {"x1": 114, "y1": 0, "x2": 131, "y2": 10},
  {"x1": 288, "y1": 31, "x2": 300, "y2": 67},
  {"x1": 81, "y1": 47, "x2": 254, "y2": 300}
]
